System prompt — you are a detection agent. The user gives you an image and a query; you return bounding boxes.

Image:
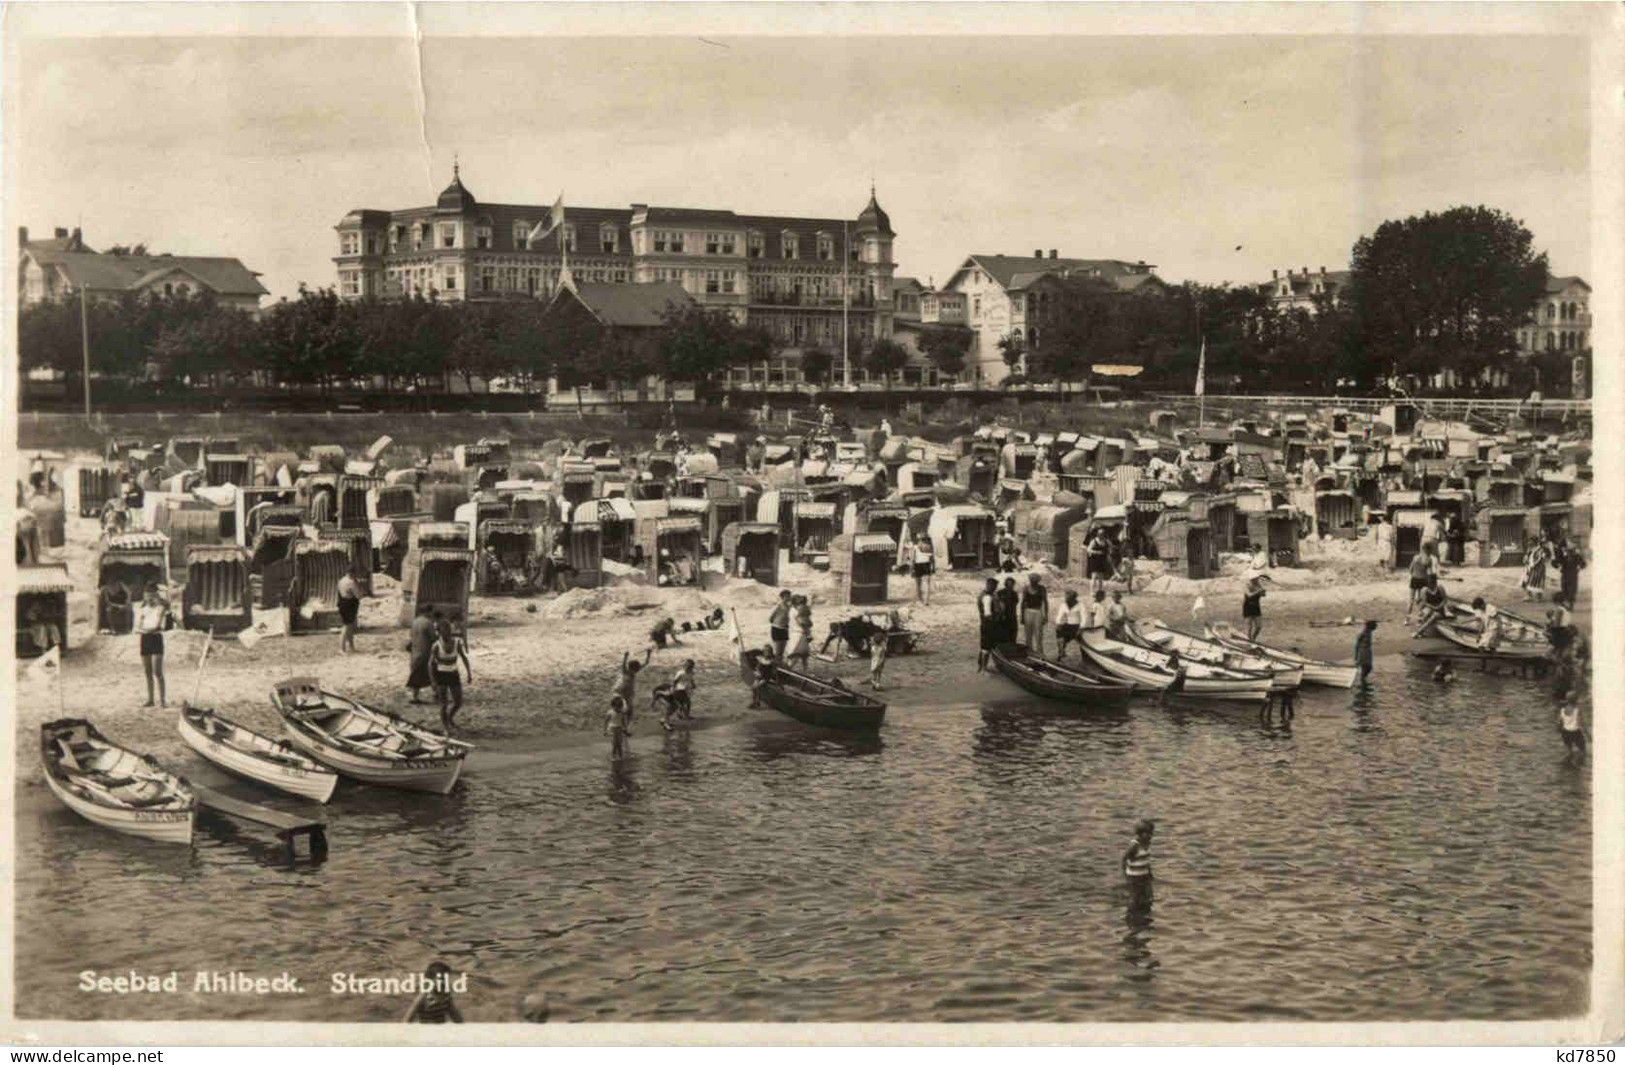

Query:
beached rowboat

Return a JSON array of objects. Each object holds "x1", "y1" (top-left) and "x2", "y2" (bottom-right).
[
  {"x1": 989, "y1": 644, "x2": 1140, "y2": 711},
  {"x1": 41, "y1": 719, "x2": 195, "y2": 844},
  {"x1": 178, "y1": 704, "x2": 339, "y2": 803},
  {"x1": 740, "y1": 651, "x2": 886, "y2": 730},
  {"x1": 1430, "y1": 616, "x2": 1550, "y2": 659},
  {"x1": 1126, "y1": 620, "x2": 1303, "y2": 692},
  {"x1": 1204, "y1": 623, "x2": 1359, "y2": 689},
  {"x1": 271, "y1": 678, "x2": 471, "y2": 794},
  {"x1": 1079, "y1": 629, "x2": 1273, "y2": 704}
]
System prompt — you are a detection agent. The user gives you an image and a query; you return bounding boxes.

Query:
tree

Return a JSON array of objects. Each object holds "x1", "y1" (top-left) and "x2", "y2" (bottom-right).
[
  {"x1": 917, "y1": 326, "x2": 972, "y2": 380},
  {"x1": 864, "y1": 338, "x2": 909, "y2": 385},
  {"x1": 1348, "y1": 205, "x2": 1548, "y2": 386},
  {"x1": 996, "y1": 332, "x2": 1025, "y2": 377},
  {"x1": 798, "y1": 346, "x2": 834, "y2": 387}
]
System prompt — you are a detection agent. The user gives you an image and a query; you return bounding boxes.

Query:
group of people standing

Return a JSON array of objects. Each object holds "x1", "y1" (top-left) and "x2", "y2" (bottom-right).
[
  {"x1": 1520, "y1": 532, "x2": 1586, "y2": 609},
  {"x1": 974, "y1": 573, "x2": 1130, "y2": 671}
]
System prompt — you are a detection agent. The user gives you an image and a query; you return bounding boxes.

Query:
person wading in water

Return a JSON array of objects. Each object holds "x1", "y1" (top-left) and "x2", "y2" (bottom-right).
[
  {"x1": 976, "y1": 577, "x2": 999, "y2": 672},
  {"x1": 1122, "y1": 819, "x2": 1155, "y2": 906},
  {"x1": 431, "y1": 618, "x2": 472, "y2": 735}
]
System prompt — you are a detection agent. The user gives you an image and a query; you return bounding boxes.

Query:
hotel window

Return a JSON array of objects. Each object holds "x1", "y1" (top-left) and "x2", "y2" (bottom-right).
[
  {"x1": 474, "y1": 225, "x2": 492, "y2": 250},
  {"x1": 340, "y1": 232, "x2": 359, "y2": 256},
  {"x1": 706, "y1": 233, "x2": 721, "y2": 255},
  {"x1": 817, "y1": 234, "x2": 833, "y2": 261},
  {"x1": 416, "y1": 223, "x2": 430, "y2": 250},
  {"x1": 480, "y1": 267, "x2": 495, "y2": 293},
  {"x1": 513, "y1": 222, "x2": 530, "y2": 250},
  {"x1": 747, "y1": 231, "x2": 764, "y2": 259},
  {"x1": 445, "y1": 270, "x2": 457, "y2": 291},
  {"x1": 706, "y1": 270, "x2": 721, "y2": 294},
  {"x1": 783, "y1": 233, "x2": 799, "y2": 260},
  {"x1": 670, "y1": 231, "x2": 685, "y2": 253},
  {"x1": 527, "y1": 270, "x2": 539, "y2": 295},
  {"x1": 367, "y1": 236, "x2": 381, "y2": 255},
  {"x1": 653, "y1": 230, "x2": 668, "y2": 252},
  {"x1": 612, "y1": 269, "x2": 628, "y2": 283},
  {"x1": 600, "y1": 224, "x2": 618, "y2": 253},
  {"x1": 440, "y1": 224, "x2": 457, "y2": 249},
  {"x1": 722, "y1": 270, "x2": 737, "y2": 294},
  {"x1": 972, "y1": 296, "x2": 981, "y2": 318},
  {"x1": 562, "y1": 225, "x2": 577, "y2": 252}
]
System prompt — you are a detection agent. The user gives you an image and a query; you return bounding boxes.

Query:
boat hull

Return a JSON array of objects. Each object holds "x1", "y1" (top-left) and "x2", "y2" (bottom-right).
[
  {"x1": 1205, "y1": 626, "x2": 1359, "y2": 689},
  {"x1": 1129, "y1": 622, "x2": 1301, "y2": 691},
  {"x1": 1434, "y1": 621, "x2": 1549, "y2": 659},
  {"x1": 279, "y1": 725, "x2": 465, "y2": 794},
  {"x1": 744, "y1": 655, "x2": 886, "y2": 730},
  {"x1": 1079, "y1": 633, "x2": 1272, "y2": 704},
  {"x1": 178, "y1": 712, "x2": 339, "y2": 803},
  {"x1": 990, "y1": 647, "x2": 1136, "y2": 712},
  {"x1": 42, "y1": 769, "x2": 194, "y2": 844}
]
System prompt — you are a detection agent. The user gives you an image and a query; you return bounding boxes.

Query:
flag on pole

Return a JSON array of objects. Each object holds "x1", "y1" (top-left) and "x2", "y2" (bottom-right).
[
  {"x1": 727, "y1": 612, "x2": 742, "y2": 645},
  {"x1": 239, "y1": 606, "x2": 289, "y2": 649},
  {"x1": 1194, "y1": 337, "x2": 1206, "y2": 398},
  {"x1": 526, "y1": 193, "x2": 565, "y2": 245},
  {"x1": 26, "y1": 644, "x2": 61, "y2": 681}
]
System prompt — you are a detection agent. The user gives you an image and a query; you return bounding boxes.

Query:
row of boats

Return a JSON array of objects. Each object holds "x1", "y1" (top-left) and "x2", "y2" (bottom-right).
[
  {"x1": 40, "y1": 679, "x2": 472, "y2": 844},
  {"x1": 988, "y1": 621, "x2": 1356, "y2": 712}
]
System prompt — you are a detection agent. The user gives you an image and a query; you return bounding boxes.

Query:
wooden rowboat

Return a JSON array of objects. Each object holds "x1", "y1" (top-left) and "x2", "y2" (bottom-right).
[
  {"x1": 1204, "y1": 623, "x2": 1359, "y2": 689},
  {"x1": 271, "y1": 677, "x2": 471, "y2": 794},
  {"x1": 1127, "y1": 620, "x2": 1303, "y2": 692},
  {"x1": 41, "y1": 719, "x2": 195, "y2": 844},
  {"x1": 989, "y1": 644, "x2": 1139, "y2": 711},
  {"x1": 1079, "y1": 629, "x2": 1273, "y2": 704},
  {"x1": 178, "y1": 704, "x2": 339, "y2": 803},
  {"x1": 1432, "y1": 616, "x2": 1550, "y2": 659},
  {"x1": 740, "y1": 651, "x2": 886, "y2": 730}
]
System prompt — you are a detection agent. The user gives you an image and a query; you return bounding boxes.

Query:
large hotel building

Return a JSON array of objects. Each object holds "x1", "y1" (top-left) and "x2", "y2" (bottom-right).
[{"x1": 334, "y1": 168, "x2": 899, "y2": 381}]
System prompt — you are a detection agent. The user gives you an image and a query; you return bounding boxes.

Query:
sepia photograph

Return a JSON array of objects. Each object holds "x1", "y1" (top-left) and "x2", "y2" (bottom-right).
[{"x1": 3, "y1": 1, "x2": 1619, "y2": 1045}]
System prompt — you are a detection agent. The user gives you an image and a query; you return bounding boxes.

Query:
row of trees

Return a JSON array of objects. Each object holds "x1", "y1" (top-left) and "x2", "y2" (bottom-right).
[
  {"x1": 999, "y1": 205, "x2": 1560, "y2": 394},
  {"x1": 19, "y1": 287, "x2": 786, "y2": 399},
  {"x1": 19, "y1": 204, "x2": 1562, "y2": 400}
]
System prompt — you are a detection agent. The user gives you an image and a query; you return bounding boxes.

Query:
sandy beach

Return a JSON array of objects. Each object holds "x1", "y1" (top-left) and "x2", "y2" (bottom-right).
[{"x1": 17, "y1": 485, "x2": 1585, "y2": 790}]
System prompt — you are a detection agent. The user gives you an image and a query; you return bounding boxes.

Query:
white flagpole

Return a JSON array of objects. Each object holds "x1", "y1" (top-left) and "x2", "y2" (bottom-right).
[
  {"x1": 190, "y1": 626, "x2": 214, "y2": 706},
  {"x1": 1196, "y1": 337, "x2": 1207, "y2": 429}
]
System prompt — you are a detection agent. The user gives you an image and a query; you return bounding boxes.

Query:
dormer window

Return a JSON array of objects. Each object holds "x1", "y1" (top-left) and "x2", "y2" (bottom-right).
[
  {"x1": 474, "y1": 222, "x2": 492, "y2": 250},
  {"x1": 817, "y1": 233, "x2": 834, "y2": 261},
  {"x1": 562, "y1": 224, "x2": 577, "y2": 252},
  {"x1": 747, "y1": 230, "x2": 764, "y2": 259},
  {"x1": 513, "y1": 221, "x2": 530, "y2": 250},
  {"x1": 600, "y1": 224, "x2": 619, "y2": 253},
  {"x1": 439, "y1": 223, "x2": 457, "y2": 249},
  {"x1": 340, "y1": 232, "x2": 359, "y2": 256},
  {"x1": 783, "y1": 232, "x2": 799, "y2": 260}
]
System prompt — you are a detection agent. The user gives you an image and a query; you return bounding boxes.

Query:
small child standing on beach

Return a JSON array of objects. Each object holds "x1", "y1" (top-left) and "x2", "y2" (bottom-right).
[{"x1": 868, "y1": 628, "x2": 888, "y2": 691}]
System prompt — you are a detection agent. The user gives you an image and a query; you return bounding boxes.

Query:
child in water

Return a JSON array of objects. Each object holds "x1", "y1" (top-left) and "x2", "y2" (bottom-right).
[{"x1": 403, "y1": 960, "x2": 464, "y2": 1023}]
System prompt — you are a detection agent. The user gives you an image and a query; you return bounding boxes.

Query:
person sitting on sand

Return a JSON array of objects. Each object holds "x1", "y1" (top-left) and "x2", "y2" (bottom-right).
[{"x1": 649, "y1": 616, "x2": 681, "y2": 650}]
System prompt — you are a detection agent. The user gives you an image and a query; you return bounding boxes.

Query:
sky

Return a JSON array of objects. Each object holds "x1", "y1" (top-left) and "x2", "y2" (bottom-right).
[{"x1": 9, "y1": 20, "x2": 1594, "y2": 302}]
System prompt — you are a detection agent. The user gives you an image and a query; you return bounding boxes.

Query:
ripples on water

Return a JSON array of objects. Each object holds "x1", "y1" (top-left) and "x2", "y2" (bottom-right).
[{"x1": 15, "y1": 656, "x2": 1590, "y2": 1023}]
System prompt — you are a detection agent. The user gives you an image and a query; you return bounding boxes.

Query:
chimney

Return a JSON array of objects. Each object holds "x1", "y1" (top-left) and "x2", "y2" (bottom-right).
[
  {"x1": 1034, "y1": 248, "x2": 1042, "y2": 259},
  {"x1": 1302, "y1": 266, "x2": 1308, "y2": 275},
  {"x1": 54, "y1": 227, "x2": 68, "y2": 239},
  {"x1": 17, "y1": 226, "x2": 27, "y2": 245},
  {"x1": 1271, "y1": 269, "x2": 1278, "y2": 279},
  {"x1": 1049, "y1": 249, "x2": 1058, "y2": 259},
  {"x1": 71, "y1": 227, "x2": 82, "y2": 247},
  {"x1": 1319, "y1": 265, "x2": 1326, "y2": 275}
]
